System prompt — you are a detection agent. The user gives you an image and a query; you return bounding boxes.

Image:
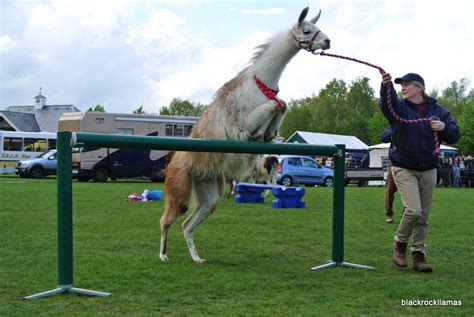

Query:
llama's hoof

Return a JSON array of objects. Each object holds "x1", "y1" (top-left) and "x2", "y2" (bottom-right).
[
  {"x1": 160, "y1": 254, "x2": 170, "y2": 262},
  {"x1": 193, "y1": 258, "x2": 208, "y2": 264}
]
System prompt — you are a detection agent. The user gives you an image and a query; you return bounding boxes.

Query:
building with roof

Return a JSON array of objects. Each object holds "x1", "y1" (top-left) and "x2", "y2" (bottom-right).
[
  {"x1": 285, "y1": 131, "x2": 369, "y2": 152},
  {"x1": 0, "y1": 89, "x2": 81, "y2": 132}
]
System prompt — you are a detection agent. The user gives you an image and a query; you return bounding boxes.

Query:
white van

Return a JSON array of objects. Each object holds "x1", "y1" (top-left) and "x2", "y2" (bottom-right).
[{"x1": 0, "y1": 131, "x2": 57, "y2": 174}]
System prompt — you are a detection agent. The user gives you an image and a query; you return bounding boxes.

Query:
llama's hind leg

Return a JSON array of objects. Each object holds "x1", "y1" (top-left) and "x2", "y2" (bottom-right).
[
  {"x1": 160, "y1": 166, "x2": 191, "y2": 261},
  {"x1": 160, "y1": 203, "x2": 186, "y2": 262},
  {"x1": 182, "y1": 176, "x2": 224, "y2": 263}
]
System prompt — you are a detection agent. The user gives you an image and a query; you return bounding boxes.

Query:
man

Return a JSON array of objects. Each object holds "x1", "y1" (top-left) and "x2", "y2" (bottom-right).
[{"x1": 380, "y1": 72, "x2": 460, "y2": 273}]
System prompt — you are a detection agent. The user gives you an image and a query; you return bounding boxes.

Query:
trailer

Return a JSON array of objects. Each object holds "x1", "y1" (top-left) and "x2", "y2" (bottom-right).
[
  {"x1": 345, "y1": 167, "x2": 384, "y2": 187},
  {"x1": 58, "y1": 112, "x2": 198, "y2": 182}
]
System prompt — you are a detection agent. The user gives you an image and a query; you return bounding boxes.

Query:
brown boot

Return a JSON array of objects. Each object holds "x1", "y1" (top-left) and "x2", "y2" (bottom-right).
[
  {"x1": 412, "y1": 251, "x2": 433, "y2": 273},
  {"x1": 392, "y1": 241, "x2": 408, "y2": 267}
]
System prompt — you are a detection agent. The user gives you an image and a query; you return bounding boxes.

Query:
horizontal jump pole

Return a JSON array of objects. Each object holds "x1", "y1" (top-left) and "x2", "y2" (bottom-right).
[{"x1": 72, "y1": 132, "x2": 338, "y2": 156}]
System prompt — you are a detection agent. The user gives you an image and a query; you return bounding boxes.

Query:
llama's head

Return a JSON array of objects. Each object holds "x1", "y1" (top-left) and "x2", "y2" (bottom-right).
[{"x1": 292, "y1": 7, "x2": 330, "y2": 54}]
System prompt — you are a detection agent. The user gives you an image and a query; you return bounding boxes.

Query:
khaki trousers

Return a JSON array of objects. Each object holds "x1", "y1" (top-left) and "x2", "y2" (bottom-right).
[{"x1": 391, "y1": 166, "x2": 437, "y2": 255}]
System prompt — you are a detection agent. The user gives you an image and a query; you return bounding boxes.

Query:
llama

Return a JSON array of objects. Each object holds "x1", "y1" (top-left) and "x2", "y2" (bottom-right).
[
  {"x1": 226, "y1": 155, "x2": 279, "y2": 198},
  {"x1": 160, "y1": 7, "x2": 330, "y2": 263},
  {"x1": 252, "y1": 155, "x2": 279, "y2": 185},
  {"x1": 249, "y1": 155, "x2": 279, "y2": 197}
]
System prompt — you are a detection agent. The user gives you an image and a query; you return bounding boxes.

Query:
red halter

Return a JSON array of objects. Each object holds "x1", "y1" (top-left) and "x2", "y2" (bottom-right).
[{"x1": 254, "y1": 75, "x2": 286, "y2": 110}]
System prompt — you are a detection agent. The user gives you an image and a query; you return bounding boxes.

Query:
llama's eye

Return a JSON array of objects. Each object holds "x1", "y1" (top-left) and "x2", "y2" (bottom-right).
[{"x1": 303, "y1": 29, "x2": 311, "y2": 35}]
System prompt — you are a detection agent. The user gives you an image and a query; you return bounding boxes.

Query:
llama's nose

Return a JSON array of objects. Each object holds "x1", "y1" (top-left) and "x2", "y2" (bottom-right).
[{"x1": 324, "y1": 39, "x2": 331, "y2": 49}]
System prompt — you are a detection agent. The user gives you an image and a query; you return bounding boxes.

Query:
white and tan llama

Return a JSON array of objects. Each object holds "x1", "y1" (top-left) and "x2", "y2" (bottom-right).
[{"x1": 160, "y1": 7, "x2": 330, "y2": 263}]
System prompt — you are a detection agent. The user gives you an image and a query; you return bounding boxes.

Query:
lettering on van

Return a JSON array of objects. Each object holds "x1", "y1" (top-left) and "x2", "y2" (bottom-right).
[{"x1": 1, "y1": 153, "x2": 32, "y2": 159}]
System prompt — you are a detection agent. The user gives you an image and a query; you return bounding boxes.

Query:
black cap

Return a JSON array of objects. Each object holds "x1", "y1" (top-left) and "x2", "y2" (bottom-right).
[{"x1": 394, "y1": 73, "x2": 425, "y2": 87}]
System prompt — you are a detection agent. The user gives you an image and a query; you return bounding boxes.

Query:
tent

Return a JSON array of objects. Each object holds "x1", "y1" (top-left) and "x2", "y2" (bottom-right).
[
  {"x1": 286, "y1": 131, "x2": 369, "y2": 152},
  {"x1": 368, "y1": 143, "x2": 459, "y2": 168}
]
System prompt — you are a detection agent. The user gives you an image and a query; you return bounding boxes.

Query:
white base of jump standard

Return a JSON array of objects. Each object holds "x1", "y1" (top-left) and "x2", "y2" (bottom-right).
[
  {"x1": 24, "y1": 285, "x2": 111, "y2": 300},
  {"x1": 311, "y1": 261, "x2": 374, "y2": 271}
]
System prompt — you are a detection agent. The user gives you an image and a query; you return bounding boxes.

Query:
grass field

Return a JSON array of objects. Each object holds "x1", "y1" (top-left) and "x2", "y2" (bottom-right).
[{"x1": 1, "y1": 175, "x2": 473, "y2": 316}]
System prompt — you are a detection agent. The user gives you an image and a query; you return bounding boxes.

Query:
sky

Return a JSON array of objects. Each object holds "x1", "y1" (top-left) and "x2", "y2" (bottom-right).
[{"x1": 1, "y1": 0, "x2": 473, "y2": 114}]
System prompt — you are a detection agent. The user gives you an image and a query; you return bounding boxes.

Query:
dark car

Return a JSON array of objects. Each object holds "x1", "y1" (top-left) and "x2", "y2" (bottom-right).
[{"x1": 15, "y1": 149, "x2": 57, "y2": 178}]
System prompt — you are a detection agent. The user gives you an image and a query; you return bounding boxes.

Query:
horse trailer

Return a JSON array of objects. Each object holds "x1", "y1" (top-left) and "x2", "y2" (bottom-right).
[{"x1": 58, "y1": 112, "x2": 199, "y2": 182}]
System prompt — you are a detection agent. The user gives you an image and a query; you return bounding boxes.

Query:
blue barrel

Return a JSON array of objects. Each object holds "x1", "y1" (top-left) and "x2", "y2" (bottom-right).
[{"x1": 148, "y1": 190, "x2": 163, "y2": 201}]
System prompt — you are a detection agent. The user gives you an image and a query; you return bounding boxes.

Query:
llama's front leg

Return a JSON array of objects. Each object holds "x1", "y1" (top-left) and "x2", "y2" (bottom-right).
[
  {"x1": 244, "y1": 100, "x2": 285, "y2": 141},
  {"x1": 263, "y1": 108, "x2": 285, "y2": 142}
]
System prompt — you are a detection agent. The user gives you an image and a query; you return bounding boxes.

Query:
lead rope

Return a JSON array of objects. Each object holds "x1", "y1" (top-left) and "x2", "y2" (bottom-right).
[{"x1": 318, "y1": 51, "x2": 441, "y2": 156}]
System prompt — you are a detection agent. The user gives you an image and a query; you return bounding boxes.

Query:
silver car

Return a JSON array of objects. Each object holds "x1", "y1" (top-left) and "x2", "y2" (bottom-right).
[
  {"x1": 276, "y1": 155, "x2": 334, "y2": 187},
  {"x1": 15, "y1": 149, "x2": 57, "y2": 178}
]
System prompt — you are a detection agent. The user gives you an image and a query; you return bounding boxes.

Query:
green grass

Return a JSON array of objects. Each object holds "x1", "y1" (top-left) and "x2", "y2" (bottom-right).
[{"x1": 1, "y1": 175, "x2": 473, "y2": 316}]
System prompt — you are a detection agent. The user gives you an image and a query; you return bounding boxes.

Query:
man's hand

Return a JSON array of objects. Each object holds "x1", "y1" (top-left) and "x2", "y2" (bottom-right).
[
  {"x1": 382, "y1": 73, "x2": 392, "y2": 86},
  {"x1": 431, "y1": 119, "x2": 446, "y2": 132}
]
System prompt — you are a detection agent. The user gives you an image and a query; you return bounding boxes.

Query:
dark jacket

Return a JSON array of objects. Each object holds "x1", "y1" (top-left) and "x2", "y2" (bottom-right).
[{"x1": 379, "y1": 83, "x2": 460, "y2": 171}]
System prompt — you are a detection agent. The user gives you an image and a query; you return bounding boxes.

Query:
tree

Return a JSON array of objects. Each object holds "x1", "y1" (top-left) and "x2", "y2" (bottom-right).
[
  {"x1": 427, "y1": 88, "x2": 439, "y2": 99},
  {"x1": 310, "y1": 79, "x2": 350, "y2": 135},
  {"x1": 346, "y1": 77, "x2": 377, "y2": 144},
  {"x1": 280, "y1": 78, "x2": 377, "y2": 143},
  {"x1": 87, "y1": 104, "x2": 105, "y2": 112},
  {"x1": 160, "y1": 98, "x2": 207, "y2": 116},
  {"x1": 133, "y1": 105, "x2": 146, "y2": 114},
  {"x1": 367, "y1": 110, "x2": 389, "y2": 145},
  {"x1": 437, "y1": 78, "x2": 473, "y2": 120},
  {"x1": 457, "y1": 100, "x2": 474, "y2": 155},
  {"x1": 279, "y1": 98, "x2": 314, "y2": 138}
]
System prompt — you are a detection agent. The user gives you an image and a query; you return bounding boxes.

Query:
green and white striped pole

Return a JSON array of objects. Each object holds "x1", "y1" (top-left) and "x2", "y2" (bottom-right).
[{"x1": 24, "y1": 132, "x2": 110, "y2": 300}]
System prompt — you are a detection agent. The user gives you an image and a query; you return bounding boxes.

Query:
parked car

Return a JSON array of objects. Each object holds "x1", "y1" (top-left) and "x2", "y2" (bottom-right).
[
  {"x1": 15, "y1": 149, "x2": 57, "y2": 178},
  {"x1": 276, "y1": 155, "x2": 334, "y2": 187}
]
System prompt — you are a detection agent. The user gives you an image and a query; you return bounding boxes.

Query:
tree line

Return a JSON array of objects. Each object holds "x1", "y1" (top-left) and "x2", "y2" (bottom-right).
[
  {"x1": 86, "y1": 98, "x2": 206, "y2": 117},
  {"x1": 280, "y1": 77, "x2": 473, "y2": 155},
  {"x1": 86, "y1": 78, "x2": 474, "y2": 155}
]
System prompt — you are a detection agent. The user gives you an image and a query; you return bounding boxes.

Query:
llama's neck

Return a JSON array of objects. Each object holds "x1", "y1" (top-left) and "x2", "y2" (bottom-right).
[{"x1": 252, "y1": 29, "x2": 300, "y2": 90}]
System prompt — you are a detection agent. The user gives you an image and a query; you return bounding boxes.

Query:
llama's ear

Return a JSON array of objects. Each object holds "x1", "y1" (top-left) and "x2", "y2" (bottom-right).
[
  {"x1": 298, "y1": 7, "x2": 309, "y2": 26},
  {"x1": 309, "y1": 10, "x2": 321, "y2": 24}
]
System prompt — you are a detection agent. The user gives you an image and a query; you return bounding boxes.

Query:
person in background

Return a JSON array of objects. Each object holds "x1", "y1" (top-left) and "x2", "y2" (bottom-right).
[
  {"x1": 439, "y1": 158, "x2": 452, "y2": 187},
  {"x1": 380, "y1": 127, "x2": 403, "y2": 224},
  {"x1": 463, "y1": 156, "x2": 474, "y2": 188},
  {"x1": 359, "y1": 152, "x2": 370, "y2": 168},
  {"x1": 452, "y1": 160, "x2": 462, "y2": 188},
  {"x1": 380, "y1": 72, "x2": 460, "y2": 273},
  {"x1": 458, "y1": 156, "x2": 465, "y2": 169}
]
